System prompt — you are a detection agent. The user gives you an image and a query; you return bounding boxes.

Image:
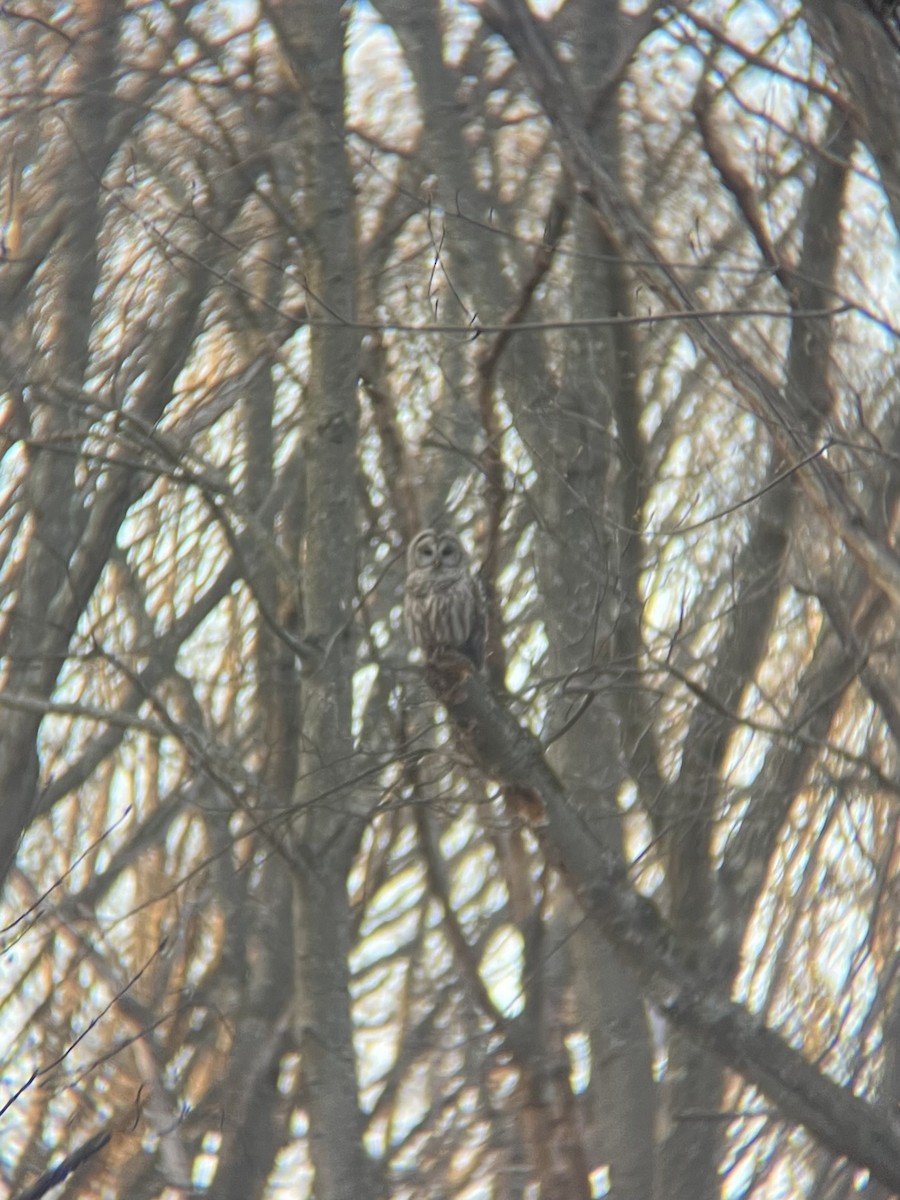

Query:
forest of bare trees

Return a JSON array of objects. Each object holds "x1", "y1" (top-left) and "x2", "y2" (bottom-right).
[{"x1": 1, "y1": 0, "x2": 900, "y2": 1197}]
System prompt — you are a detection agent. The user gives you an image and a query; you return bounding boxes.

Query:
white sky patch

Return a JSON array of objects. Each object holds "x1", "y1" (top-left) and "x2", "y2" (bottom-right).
[{"x1": 480, "y1": 924, "x2": 524, "y2": 1017}]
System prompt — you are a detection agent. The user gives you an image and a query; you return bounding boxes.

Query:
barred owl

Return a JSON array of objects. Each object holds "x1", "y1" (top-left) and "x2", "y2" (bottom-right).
[{"x1": 404, "y1": 529, "x2": 486, "y2": 669}]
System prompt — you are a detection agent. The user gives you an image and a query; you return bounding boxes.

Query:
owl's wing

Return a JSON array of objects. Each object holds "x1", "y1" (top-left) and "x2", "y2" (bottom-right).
[
  {"x1": 403, "y1": 572, "x2": 427, "y2": 647},
  {"x1": 461, "y1": 573, "x2": 487, "y2": 669}
]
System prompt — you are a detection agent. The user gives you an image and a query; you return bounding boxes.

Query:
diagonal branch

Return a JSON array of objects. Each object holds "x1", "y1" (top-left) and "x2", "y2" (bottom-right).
[{"x1": 426, "y1": 659, "x2": 900, "y2": 1192}]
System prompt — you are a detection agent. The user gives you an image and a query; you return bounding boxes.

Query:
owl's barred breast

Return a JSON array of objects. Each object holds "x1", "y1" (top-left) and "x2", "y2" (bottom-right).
[
  {"x1": 423, "y1": 579, "x2": 476, "y2": 648},
  {"x1": 404, "y1": 575, "x2": 472, "y2": 648}
]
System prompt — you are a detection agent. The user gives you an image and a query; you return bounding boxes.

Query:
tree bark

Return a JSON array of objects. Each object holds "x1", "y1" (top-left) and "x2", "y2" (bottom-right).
[{"x1": 272, "y1": 4, "x2": 375, "y2": 1197}]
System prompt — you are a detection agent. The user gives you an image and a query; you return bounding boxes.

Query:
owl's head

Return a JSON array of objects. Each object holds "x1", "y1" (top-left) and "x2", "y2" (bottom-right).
[{"x1": 407, "y1": 529, "x2": 467, "y2": 573}]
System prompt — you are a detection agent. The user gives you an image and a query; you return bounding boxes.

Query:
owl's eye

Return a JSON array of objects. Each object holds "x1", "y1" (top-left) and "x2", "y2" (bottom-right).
[{"x1": 440, "y1": 543, "x2": 455, "y2": 558}]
